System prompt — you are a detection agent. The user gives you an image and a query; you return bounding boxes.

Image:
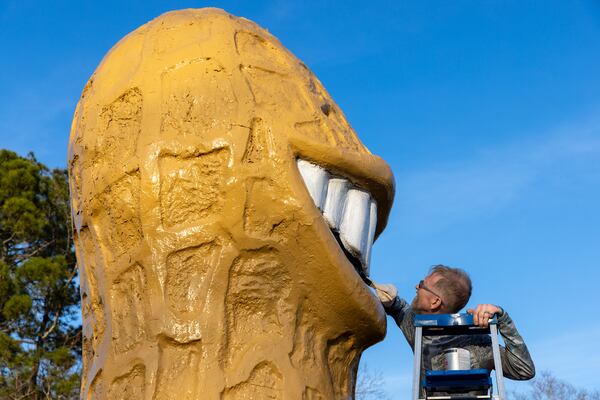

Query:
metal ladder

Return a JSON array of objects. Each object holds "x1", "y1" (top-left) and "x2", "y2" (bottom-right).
[{"x1": 411, "y1": 313, "x2": 506, "y2": 400}]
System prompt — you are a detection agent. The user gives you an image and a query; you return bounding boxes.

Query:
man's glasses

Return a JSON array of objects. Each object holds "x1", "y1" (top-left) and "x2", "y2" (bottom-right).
[{"x1": 418, "y1": 280, "x2": 444, "y2": 304}]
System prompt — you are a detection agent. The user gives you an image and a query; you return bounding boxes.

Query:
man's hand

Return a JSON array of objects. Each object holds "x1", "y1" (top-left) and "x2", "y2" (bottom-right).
[
  {"x1": 467, "y1": 304, "x2": 501, "y2": 328},
  {"x1": 372, "y1": 283, "x2": 398, "y2": 308}
]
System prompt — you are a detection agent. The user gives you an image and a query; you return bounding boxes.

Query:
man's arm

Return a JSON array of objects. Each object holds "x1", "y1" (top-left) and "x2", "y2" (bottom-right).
[
  {"x1": 385, "y1": 296, "x2": 418, "y2": 349},
  {"x1": 468, "y1": 304, "x2": 535, "y2": 380},
  {"x1": 496, "y1": 309, "x2": 536, "y2": 380},
  {"x1": 373, "y1": 283, "x2": 417, "y2": 349}
]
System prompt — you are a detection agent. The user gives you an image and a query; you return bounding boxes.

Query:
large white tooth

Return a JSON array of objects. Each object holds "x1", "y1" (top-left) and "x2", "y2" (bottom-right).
[
  {"x1": 297, "y1": 159, "x2": 329, "y2": 210},
  {"x1": 363, "y1": 199, "x2": 378, "y2": 275},
  {"x1": 323, "y1": 178, "x2": 350, "y2": 229},
  {"x1": 339, "y1": 189, "x2": 371, "y2": 261}
]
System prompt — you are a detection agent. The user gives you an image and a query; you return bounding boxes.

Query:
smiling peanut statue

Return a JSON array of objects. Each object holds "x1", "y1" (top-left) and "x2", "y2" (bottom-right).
[{"x1": 69, "y1": 8, "x2": 395, "y2": 400}]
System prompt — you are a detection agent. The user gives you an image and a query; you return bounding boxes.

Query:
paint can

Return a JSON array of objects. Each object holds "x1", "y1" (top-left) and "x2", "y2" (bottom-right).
[{"x1": 442, "y1": 348, "x2": 471, "y2": 370}]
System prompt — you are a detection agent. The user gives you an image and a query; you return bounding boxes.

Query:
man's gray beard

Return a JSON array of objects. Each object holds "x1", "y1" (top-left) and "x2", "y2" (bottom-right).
[{"x1": 411, "y1": 296, "x2": 426, "y2": 314}]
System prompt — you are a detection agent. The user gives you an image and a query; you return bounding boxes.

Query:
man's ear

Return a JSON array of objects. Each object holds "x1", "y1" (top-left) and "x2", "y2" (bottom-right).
[{"x1": 430, "y1": 296, "x2": 443, "y2": 313}]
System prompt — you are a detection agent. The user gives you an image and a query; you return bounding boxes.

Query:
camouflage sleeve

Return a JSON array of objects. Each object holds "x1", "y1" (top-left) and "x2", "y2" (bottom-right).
[
  {"x1": 384, "y1": 296, "x2": 417, "y2": 350},
  {"x1": 496, "y1": 308, "x2": 536, "y2": 380}
]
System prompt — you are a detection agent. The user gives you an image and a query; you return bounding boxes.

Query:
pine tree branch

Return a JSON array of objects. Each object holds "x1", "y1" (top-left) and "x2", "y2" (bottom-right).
[
  {"x1": 2, "y1": 231, "x2": 17, "y2": 246},
  {"x1": 40, "y1": 265, "x2": 77, "y2": 341},
  {"x1": 14, "y1": 239, "x2": 55, "y2": 263},
  {"x1": 40, "y1": 309, "x2": 62, "y2": 340},
  {"x1": 15, "y1": 339, "x2": 37, "y2": 345}
]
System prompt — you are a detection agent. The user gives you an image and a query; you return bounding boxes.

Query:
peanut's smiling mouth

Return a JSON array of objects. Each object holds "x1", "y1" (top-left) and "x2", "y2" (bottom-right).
[{"x1": 297, "y1": 158, "x2": 378, "y2": 284}]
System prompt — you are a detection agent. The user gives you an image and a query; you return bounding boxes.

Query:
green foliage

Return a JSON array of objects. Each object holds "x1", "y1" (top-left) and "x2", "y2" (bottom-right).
[{"x1": 0, "y1": 149, "x2": 80, "y2": 399}]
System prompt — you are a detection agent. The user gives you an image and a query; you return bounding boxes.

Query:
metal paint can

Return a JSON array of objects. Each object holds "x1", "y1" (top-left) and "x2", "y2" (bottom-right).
[{"x1": 442, "y1": 348, "x2": 471, "y2": 370}]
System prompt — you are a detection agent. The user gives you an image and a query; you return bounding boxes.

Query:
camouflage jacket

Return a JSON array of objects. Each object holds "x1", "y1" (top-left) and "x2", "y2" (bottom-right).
[{"x1": 385, "y1": 297, "x2": 535, "y2": 380}]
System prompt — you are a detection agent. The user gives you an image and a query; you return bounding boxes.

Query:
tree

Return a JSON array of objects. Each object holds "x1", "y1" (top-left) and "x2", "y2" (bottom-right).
[
  {"x1": 0, "y1": 150, "x2": 80, "y2": 399},
  {"x1": 355, "y1": 363, "x2": 390, "y2": 400},
  {"x1": 511, "y1": 371, "x2": 600, "y2": 400}
]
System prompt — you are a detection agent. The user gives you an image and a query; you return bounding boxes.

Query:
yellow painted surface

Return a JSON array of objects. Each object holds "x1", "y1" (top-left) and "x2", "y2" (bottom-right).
[{"x1": 69, "y1": 8, "x2": 395, "y2": 399}]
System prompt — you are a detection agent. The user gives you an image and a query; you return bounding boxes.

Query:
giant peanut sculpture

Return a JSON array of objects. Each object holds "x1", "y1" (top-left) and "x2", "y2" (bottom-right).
[{"x1": 69, "y1": 8, "x2": 395, "y2": 399}]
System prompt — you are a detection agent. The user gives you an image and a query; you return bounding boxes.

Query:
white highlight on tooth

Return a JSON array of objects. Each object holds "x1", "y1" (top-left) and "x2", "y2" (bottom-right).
[
  {"x1": 297, "y1": 159, "x2": 329, "y2": 210},
  {"x1": 363, "y1": 199, "x2": 378, "y2": 275},
  {"x1": 323, "y1": 178, "x2": 350, "y2": 229},
  {"x1": 339, "y1": 189, "x2": 371, "y2": 262}
]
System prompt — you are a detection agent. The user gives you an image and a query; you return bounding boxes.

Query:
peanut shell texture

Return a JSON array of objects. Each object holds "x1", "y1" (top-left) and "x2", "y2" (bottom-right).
[{"x1": 69, "y1": 8, "x2": 395, "y2": 399}]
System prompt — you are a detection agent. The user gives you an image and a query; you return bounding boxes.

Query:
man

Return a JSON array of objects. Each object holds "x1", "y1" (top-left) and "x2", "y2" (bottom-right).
[{"x1": 374, "y1": 265, "x2": 535, "y2": 381}]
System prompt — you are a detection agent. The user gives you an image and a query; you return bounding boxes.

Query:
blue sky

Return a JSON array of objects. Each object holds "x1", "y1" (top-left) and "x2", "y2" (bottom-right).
[{"x1": 2, "y1": 1, "x2": 600, "y2": 397}]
